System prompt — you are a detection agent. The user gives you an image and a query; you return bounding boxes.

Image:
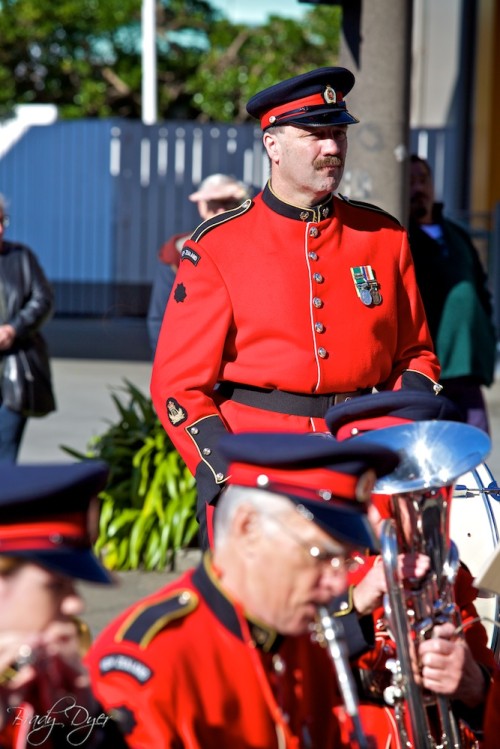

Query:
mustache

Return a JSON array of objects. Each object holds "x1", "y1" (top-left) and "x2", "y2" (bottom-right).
[{"x1": 314, "y1": 157, "x2": 343, "y2": 170}]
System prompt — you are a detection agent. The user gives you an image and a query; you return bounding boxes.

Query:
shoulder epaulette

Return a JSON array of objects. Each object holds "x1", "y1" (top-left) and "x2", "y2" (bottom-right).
[
  {"x1": 115, "y1": 589, "x2": 198, "y2": 648},
  {"x1": 338, "y1": 194, "x2": 401, "y2": 226},
  {"x1": 191, "y1": 199, "x2": 253, "y2": 242}
]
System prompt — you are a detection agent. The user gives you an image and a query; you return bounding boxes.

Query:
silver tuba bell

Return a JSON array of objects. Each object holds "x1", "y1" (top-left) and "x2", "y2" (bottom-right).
[{"x1": 354, "y1": 420, "x2": 491, "y2": 749}]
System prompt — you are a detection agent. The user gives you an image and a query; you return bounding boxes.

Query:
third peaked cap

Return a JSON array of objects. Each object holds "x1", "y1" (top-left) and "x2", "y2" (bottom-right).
[{"x1": 326, "y1": 390, "x2": 463, "y2": 440}]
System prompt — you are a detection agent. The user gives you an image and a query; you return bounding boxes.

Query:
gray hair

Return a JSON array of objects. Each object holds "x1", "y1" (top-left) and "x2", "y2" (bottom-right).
[{"x1": 213, "y1": 485, "x2": 293, "y2": 548}]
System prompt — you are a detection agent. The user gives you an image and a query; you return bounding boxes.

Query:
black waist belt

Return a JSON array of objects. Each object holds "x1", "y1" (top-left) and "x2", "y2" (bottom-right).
[{"x1": 216, "y1": 383, "x2": 372, "y2": 418}]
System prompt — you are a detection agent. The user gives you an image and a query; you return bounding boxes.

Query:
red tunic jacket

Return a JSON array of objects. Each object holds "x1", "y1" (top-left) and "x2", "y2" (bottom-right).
[
  {"x1": 150, "y1": 186, "x2": 440, "y2": 533},
  {"x1": 87, "y1": 556, "x2": 353, "y2": 748},
  {"x1": 483, "y1": 664, "x2": 500, "y2": 749}
]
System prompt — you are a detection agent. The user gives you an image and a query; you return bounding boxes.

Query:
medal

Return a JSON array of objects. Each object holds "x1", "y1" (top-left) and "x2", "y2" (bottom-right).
[
  {"x1": 364, "y1": 266, "x2": 382, "y2": 305},
  {"x1": 350, "y1": 265, "x2": 382, "y2": 306},
  {"x1": 360, "y1": 286, "x2": 373, "y2": 306}
]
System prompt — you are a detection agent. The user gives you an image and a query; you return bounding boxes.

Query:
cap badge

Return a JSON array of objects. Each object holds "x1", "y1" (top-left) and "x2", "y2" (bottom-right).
[{"x1": 323, "y1": 85, "x2": 337, "y2": 105}]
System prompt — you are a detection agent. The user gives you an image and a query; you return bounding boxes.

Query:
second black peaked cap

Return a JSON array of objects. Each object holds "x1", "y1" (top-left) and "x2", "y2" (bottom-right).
[
  {"x1": 0, "y1": 461, "x2": 113, "y2": 584},
  {"x1": 218, "y1": 432, "x2": 399, "y2": 551},
  {"x1": 246, "y1": 67, "x2": 359, "y2": 130}
]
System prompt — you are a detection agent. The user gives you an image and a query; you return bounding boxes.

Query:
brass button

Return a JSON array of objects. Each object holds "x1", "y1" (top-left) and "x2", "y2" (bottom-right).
[
  {"x1": 308, "y1": 251, "x2": 318, "y2": 261},
  {"x1": 202, "y1": 447, "x2": 211, "y2": 456},
  {"x1": 309, "y1": 226, "x2": 319, "y2": 238},
  {"x1": 318, "y1": 347, "x2": 327, "y2": 358},
  {"x1": 272, "y1": 655, "x2": 286, "y2": 674},
  {"x1": 315, "y1": 322, "x2": 324, "y2": 333},
  {"x1": 190, "y1": 427, "x2": 199, "y2": 435},
  {"x1": 313, "y1": 297, "x2": 323, "y2": 309},
  {"x1": 313, "y1": 273, "x2": 324, "y2": 283},
  {"x1": 216, "y1": 472, "x2": 224, "y2": 481}
]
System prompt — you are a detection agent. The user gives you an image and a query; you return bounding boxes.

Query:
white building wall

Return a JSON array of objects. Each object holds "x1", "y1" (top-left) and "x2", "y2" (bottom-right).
[{"x1": 411, "y1": 0, "x2": 462, "y2": 128}]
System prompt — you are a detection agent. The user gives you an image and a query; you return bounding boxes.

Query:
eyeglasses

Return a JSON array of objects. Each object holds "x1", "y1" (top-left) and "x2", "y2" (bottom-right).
[
  {"x1": 0, "y1": 215, "x2": 9, "y2": 228},
  {"x1": 266, "y1": 513, "x2": 362, "y2": 573}
]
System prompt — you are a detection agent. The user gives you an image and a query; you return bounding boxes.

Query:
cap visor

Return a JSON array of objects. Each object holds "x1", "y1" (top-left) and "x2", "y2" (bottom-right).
[
  {"x1": 7, "y1": 549, "x2": 115, "y2": 585},
  {"x1": 289, "y1": 496, "x2": 379, "y2": 552},
  {"x1": 188, "y1": 191, "x2": 205, "y2": 201},
  {"x1": 283, "y1": 109, "x2": 359, "y2": 127}
]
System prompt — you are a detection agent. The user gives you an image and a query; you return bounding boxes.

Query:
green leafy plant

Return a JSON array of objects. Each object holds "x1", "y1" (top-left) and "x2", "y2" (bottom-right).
[{"x1": 62, "y1": 379, "x2": 198, "y2": 571}]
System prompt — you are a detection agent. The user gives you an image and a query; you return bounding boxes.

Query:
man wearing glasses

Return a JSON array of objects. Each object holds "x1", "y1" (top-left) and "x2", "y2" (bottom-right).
[{"x1": 87, "y1": 432, "x2": 400, "y2": 748}]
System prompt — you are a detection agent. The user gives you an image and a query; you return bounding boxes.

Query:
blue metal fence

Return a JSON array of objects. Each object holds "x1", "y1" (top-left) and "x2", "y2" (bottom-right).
[
  {"x1": 1, "y1": 119, "x2": 497, "y2": 318},
  {"x1": 0, "y1": 119, "x2": 265, "y2": 315}
]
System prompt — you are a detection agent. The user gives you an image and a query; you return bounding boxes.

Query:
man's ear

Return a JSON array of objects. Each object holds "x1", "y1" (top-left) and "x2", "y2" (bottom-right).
[
  {"x1": 263, "y1": 131, "x2": 280, "y2": 164},
  {"x1": 232, "y1": 504, "x2": 262, "y2": 554}
]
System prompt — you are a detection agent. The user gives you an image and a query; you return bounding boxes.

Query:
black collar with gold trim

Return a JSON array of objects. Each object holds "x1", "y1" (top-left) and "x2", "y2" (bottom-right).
[
  {"x1": 192, "y1": 553, "x2": 283, "y2": 654},
  {"x1": 262, "y1": 182, "x2": 334, "y2": 223}
]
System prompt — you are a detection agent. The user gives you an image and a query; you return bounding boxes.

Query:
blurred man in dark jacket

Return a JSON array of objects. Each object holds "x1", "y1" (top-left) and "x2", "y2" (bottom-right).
[{"x1": 408, "y1": 155, "x2": 497, "y2": 433}]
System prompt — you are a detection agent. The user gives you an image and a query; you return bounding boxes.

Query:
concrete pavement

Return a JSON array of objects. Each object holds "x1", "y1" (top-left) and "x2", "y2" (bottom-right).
[
  {"x1": 16, "y1": 357, "x2": 500, "y2": 636},
  {"x1": 18, "y1": 359, "x2": 153, "y2": 464}
]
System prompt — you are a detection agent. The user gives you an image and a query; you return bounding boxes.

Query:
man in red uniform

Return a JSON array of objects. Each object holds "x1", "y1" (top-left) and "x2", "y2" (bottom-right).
[
  {"x1": 150, "y1": 67, "x2": 441, "y2": 548},
  {"x1": 326, "y1": 391, "x2": 495, "y2": 746},
  {"x1": 87, "y1": 432, "x2": 401, "y2": 748}
]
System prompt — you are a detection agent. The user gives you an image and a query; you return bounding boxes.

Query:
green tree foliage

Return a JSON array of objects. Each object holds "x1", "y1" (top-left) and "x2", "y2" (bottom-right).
[
  {"x1": 0, "y1": 0, "x2": 144, "y2": 118},
  {"x1": 187, "y1": 9, "x2": 342, "y2": 122},
  {"x1": 0, "y1": 0, "x2": 341, "y2": 121}
]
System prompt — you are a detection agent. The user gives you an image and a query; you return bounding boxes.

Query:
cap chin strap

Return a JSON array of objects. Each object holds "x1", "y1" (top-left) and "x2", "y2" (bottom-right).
[{"x1": 261, "y1": 92, "x2": 345, "y2": 129}]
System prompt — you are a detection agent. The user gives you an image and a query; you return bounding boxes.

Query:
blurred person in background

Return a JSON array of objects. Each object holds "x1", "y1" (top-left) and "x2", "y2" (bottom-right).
[
  {"x1": 0, "y1": 193, "x2": 56, "y2": 462},
  {"x1": 147, "y1": 174, "x2": 250, "y2": 353},
  {"x1": 0, "y1": 461, "x2": 127, "y2": 748},
  {"x1": 408, "y1": 155, "x2": 497, "y2": 433}
]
